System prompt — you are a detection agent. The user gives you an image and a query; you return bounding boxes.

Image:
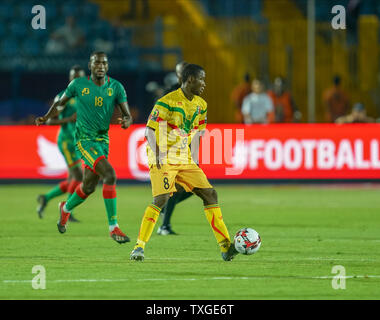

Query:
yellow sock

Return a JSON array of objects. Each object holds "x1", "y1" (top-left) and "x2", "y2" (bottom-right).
[
  {"x1": 204, "y1": 204, "x2": 231, "y2": 253},
  {"x1": 134, "y1": 204, "x2": 161, "y2": 250}
]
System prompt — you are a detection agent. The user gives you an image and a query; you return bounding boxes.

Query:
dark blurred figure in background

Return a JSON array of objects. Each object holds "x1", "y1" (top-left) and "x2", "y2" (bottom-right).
[
  {"x1": 123, "y1": 0, "x2": 150, "y2": 20},
  {"x1": 165, "y1": 61, "x2": 188, "y2": 94},
  {"x1": 347, "y1": 0, "x2": 362, "y2": 46},
  {"x1": 335, "y1": 102, "x2": 375, "y2": 124},
  {"x1": 242, "y1": 78, "x2": 274, "y2": 124},
  {"x1": 230, "y1": 73, "x2": 251, "y2": 123},
  {"x1": 323, "y1": 75, "x2": 350, "y2": 123},
  {"x1": 45, "y1": 16, "x2": 85, "y2": 55},
  {"x1": 145, "y1": 61, "x2": 188, "y2": 107},
  {"x1": 267, "y1": 77, "x2": 301, "y2": 123}
]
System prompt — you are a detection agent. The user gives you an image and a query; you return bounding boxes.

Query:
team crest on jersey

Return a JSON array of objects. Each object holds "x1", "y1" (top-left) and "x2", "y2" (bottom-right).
[
  {"x1": 149, "y1": 109, "x2": 159, "y2": 121},
  {"x1": 177, "y1": 102, "x2": 183, "y2": 106},
  {"x1": 107, "y1": 88, "x2": 113, "y2": 96},
  {"x1": 81, "y1": 88, "x2": 89, "y2": 96}
]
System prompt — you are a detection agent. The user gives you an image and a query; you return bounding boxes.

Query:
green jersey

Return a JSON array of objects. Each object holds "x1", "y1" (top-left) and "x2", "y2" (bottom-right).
[
  {"x1": 64, "y1": 76, "x2": 127, "y2": 143},
  {"x1": 57, "y1": 90, "x2": 77, "y2": 140}
]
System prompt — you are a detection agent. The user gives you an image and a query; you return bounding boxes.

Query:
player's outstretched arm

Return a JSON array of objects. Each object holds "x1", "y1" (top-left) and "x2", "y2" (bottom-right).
[
  {"x1": 46, "y1": 113, "x2": 76, "y2": 125},
  {"x1": 117, "y1": 102, "x2": 133, "y2": 129},
  {"x1": 35, "y1": 93, "x2": 71, "y2": 126}
]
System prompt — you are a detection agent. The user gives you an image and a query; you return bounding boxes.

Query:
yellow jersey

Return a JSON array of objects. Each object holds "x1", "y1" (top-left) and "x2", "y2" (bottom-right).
[{"x1": 146, "y1": 88, "x2": 207, "y2": 165}]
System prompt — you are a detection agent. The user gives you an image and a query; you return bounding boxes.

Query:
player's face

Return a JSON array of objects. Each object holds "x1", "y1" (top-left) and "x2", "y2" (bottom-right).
[
  {"x1": 89, "y1": 55, "x2": 109, "y2": 79},
  {"x1": 191, "y1": 70, "x2": 206, "y2": 96},
  {"x1": 69, "y1": 69, "x2": 85, "y2": 82}
]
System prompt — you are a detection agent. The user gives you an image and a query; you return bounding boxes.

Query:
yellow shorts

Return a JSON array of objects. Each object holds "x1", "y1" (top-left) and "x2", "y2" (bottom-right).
[{"x1": 149, "y1": 164, "x2": 213, "y2": 197}]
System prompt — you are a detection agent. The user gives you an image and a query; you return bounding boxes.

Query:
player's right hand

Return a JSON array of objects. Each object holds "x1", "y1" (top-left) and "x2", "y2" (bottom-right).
[
  {"x1": 156, "y1": 151, "x2": 166, "y2": 170},
  {"x1": 35, "y1": 116, "x2": 47, "y2": 126}
]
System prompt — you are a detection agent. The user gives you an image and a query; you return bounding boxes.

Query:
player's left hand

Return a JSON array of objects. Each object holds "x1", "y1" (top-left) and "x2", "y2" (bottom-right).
[{"x1": 118, "y1": 117, "x2": 132, "y2": 129}]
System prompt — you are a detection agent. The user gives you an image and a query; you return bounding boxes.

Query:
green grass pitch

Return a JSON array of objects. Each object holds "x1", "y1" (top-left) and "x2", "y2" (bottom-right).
[{"x1": 0, "y1": 184, "x2": 379, "y2": 300}]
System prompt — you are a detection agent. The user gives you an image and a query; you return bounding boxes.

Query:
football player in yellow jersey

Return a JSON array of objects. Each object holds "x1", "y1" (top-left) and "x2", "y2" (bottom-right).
[
  {"x1": 157, "y1": 61, "x2": 194, "y2": 235},
  {"x1": 130, "y1": 64, "x2": 239, "y2": 262}
]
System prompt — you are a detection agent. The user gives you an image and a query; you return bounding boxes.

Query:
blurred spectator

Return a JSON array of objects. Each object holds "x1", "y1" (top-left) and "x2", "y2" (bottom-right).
[
  {"x1": 112, "y1": 16, "x2": 131, "y2": 53},
  {"x1": 145, "y1": 81, "x2": 165, "y2": 104},
  {"x1": 241, "y1": 79, "x2": 274, "y2": 124},
  {"x1": 323, "y1": 75, "x2": 350, "y2": 123},
  {"x1": 230, "y1": 73, "x2": 251, "y2": 123},
  {"x1": 267, "y1": 77, "x2": 301, "y2": 123},
  {"x1": 123, "y1": 0, "x2": 150, "y2": 20},
  {"x1": 335, "y1": 103, "x2": 375, "y2": 124},
  {"x1": 347, "y1": 0, "x2": 362, "y2": 46},
  {"x1": 370, "y1": 72, "x2": 380, "y2": 118},
  {"x1": 146, "y1": 61, "x2": 188, "y2": 104},
  {"x1": 164, "y1": 61, "x2": 188, "y2": 94},
  {"x1": 45, "y1": 16, "x2": 85, "y2": 54}
]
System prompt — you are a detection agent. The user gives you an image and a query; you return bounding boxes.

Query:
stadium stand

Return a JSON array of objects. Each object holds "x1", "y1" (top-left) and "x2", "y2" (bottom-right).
[
  {"x1": 0, "y1": 0, "x2": 182, "y2": 71},
  {"x1": 1, "y1": 0, "x2": 380, "y2": 124}
]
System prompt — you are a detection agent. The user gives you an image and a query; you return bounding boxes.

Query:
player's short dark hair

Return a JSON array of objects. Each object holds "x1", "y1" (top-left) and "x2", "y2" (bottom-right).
[
  {"x1": 90, "y1": 51, "x2": 107, "y2": 60},
  {"x1": 70, "y1": 65, "x2": 84, "y2": 73},
  {"x1": 182, "y1": 64, "x2": 204, "y2": 83}
]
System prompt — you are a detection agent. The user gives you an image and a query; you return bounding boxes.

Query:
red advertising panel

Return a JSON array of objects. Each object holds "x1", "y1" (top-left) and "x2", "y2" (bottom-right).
[{"x1": 1, "y1": 124, "x2": 380, "y2": 180}]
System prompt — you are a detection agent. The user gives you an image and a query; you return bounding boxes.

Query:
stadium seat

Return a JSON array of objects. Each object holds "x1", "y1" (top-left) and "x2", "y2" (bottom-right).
[
  {"x1": 200, "y1": 0, "x2": 263, "y2": 18},
  {"x1": 76, "y1": 19, "x2": 93, "y2": 37},
  {"x1": 9, "y1": 22, "x2": 28, "y2": 39},
  {"x1": 0, "y1": 100, "x2": 13, "y2": 124},
  {"x1": 0, "y1": 39, "x2": 19, "y2": 56},
  {"x1": 0, "y1": 23, "x2": 6, "y2": 38},
  {"x1": 61, "y1": 2, "x2": 78, "y2": 18},
  {"x1": 91, "y1": 20, "x2": 114, "y2": 41},
  {"x1": 0, "y1": 3, "x2": 14, "y2": 22},
  {"x1": 21, "y1": 39, "x2": 42, "y2": 56},
  {"x1": 79, "y1": 2, "x2": 100, "y2": 19},
  {"x1": 17, "y1": 3, "x2": 34, "y2": 21},
  {"x1": 50, "y1": 16, "x2": 67, "y2": 31},
  {"x1": 31, "y1": 27, "x2": 49, "y2": 41},
  {"x1": 44, "y1": 3, "x2": 58, "y2": 22}
]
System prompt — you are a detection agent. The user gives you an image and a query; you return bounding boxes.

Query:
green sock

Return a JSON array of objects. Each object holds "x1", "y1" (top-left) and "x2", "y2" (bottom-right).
[
  {"x1": 45, "y1": 185, "x2": 65, "y2": 202},
  {"x1": 45, "y1": 180, "x2": 69, "y2": 202},
  {"x1": 104, "y1": 198, "x2": 117, "y2": 226},
  {"x1": 65, "y1": 185, "x2": 88, "y2": 212},
  {"x1": 103, "y1": 184, "x2": 117, "y2": 227}
]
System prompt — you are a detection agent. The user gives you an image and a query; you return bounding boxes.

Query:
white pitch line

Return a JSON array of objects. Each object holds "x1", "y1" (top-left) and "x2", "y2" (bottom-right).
[
  {"x1": 145, "y1": 257, "x2": 380, "y2": 263},
  {"x1": 311, "y1": 275, "x2": 380, "y2": 279},
  {"x1": 3, "y1": 275, "x2": 380, "y2": 284}
]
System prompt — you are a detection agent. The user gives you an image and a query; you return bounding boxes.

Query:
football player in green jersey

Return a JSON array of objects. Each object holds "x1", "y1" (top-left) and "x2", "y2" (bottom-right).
[
  {"x1": 37, "y1": 65, "x2": 85, "y2": 222},
  {"x1": 36, "y1": 52, "x2": 133, "y2": 244}
]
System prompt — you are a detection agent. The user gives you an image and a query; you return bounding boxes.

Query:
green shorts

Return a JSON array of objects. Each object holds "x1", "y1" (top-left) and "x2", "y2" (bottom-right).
[
  {"x1": 57, "y1": 136, "x2": 82, "y2": 168},
  {"x1": 76, "y1": 139, "x2": 109, "y2": 173}
]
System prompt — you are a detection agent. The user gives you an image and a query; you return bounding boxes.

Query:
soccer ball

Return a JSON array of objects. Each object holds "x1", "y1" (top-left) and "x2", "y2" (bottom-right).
[{"x1": 234, "y1": 228, "x2": 261, "y2": 255}]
